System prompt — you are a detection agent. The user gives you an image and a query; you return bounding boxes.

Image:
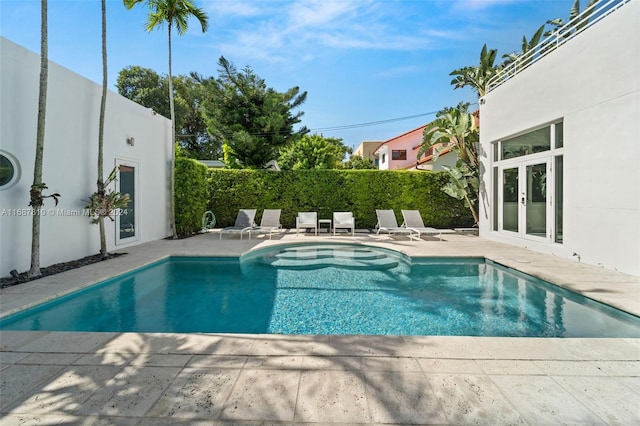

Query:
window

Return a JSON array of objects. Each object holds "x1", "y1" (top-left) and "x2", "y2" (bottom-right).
[
  {"x1": 392, "y1": 150, "x2": 407, "y2": 161},
  {"x1": 119, "y1": 165, "x2": 136, "y2": 240},
  {"x1": 115, "y1": 159, "x2": 139, "y2": 244},
  {"x1": 502, "y1": 126, "x2": 550, "y2": 159},
  {"x1": 494, "y1": 121, "x2": 563, "y2": 244},
  {"x1": 0, "y1": 151, "x2": 20, "y2": 190},
  {"x1": 555, "y1": 122, "x2": 564, "y2": 148},
  {"x1": 555, "y1": 155, "x2": 563, "y2": 243}
]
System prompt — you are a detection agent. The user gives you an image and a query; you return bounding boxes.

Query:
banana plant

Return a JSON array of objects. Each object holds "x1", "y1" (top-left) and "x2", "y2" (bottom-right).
[
  {"x1": 544, "y1": 0, "x2": 599, "y2": 47},
  {"x1": 441, "y1": 165, "x2": 479, "y2": 225},
  {"x1": 502, "y1": 24, "x2": 546, "y2": 70},
  {"x1": 449, "y1": 44, "x2": 499, "y2": 98},
  {"x1": 418, "y1": 103, "x2": 480, "y2": 225}
]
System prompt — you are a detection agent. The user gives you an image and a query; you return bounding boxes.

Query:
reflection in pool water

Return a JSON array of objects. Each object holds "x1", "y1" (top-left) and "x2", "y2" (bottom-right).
[{"x1": 2, "y1": 243, "x2": 639, "y2": 337}]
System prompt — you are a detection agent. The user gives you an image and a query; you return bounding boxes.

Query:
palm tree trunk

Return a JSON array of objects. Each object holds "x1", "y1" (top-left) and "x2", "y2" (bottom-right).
[
  {"x1": 28, "y1": 0, "x2": 48, "y2": 278},
  {"x1": 168, "y1": 23, "x2": 177, "y2": 239},
  {"x1": 98, "y1": 0, "x2": 108, "y2": 257}
]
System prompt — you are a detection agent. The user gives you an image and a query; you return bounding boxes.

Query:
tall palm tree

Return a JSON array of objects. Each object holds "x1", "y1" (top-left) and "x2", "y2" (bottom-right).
[
  {"x1": 28, "y1": 0, "x2": 49, "y2": 278},
  {"x1": 123, "y1": 0, "x2": 209, "y2": 239},
  {"x1": 97, "y1": 0, "x2": 108, "y2": 258}
]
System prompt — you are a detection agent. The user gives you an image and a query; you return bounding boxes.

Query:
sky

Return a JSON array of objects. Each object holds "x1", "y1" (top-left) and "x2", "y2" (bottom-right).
[{"x1": 0, "y1": 0, "x2": 576, "y2": 151}]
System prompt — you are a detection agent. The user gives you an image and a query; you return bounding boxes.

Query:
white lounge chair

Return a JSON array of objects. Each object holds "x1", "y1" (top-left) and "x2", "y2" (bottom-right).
[
  {"x1": 296, "y1": 212, "x2": 318, "y2": 236},
  {"x1": 219, "y1": 209, "x2": 257, "y2": 240},
  {"x1": 401, "y1": 209, "x2": 447, "y2": 241},
  {"x1": 375, "y1": 209, "x2": 417, "y2": 239},
  {"x1": 249, "y1": 209, "x2": 282, "y2": 240},
  {"x1": 333, "y1": 211, "x2": 355, "y2": 236}
]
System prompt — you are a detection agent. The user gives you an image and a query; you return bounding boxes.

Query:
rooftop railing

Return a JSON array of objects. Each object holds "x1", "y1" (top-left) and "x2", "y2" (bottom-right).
[{"x1": 486, "y1": 0, "x2": 631, "y2": 93}]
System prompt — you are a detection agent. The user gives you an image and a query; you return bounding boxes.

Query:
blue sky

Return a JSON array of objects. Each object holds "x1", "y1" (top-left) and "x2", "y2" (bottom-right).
[{"x1": 0, "y1": 0, "x2": 574, "y2": 150}]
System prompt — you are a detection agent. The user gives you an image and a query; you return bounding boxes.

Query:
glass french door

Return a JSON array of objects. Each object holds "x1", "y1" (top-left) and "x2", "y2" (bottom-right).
[
  {"x1": 499, "y1": 158, "x2": 551, "y2": 241},
  {"x1": 115, "y1": 159, "x2": 139, "y2": 244}
]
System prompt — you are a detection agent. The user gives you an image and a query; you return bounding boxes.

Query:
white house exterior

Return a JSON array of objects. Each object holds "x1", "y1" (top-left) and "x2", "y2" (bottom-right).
[
  {"x1": 0, "y1": 37, "x2": 171, "y2": 277},
  {"x1": 479, "y1": 0, "x2": 639, "y2": 276}
]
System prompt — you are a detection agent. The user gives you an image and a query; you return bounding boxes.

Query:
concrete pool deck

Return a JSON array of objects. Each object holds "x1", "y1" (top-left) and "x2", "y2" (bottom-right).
[{"x1": 1, "y1": 231, "x2": 639, "y2": 424}]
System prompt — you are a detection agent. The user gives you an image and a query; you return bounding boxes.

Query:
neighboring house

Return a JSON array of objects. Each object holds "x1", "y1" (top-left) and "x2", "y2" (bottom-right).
[
  {"x1": 374, "y1": 124, "x2": 457, "y2": 171},
  {"x1": 411, "y1": 142, "x2": 457, "y2": 171},
  {"x1": 0, "y1": 37, "x2": 172, "y2": 277},
  {"x1": 374, "y1": 125, "x2": 425, "y2": 170},
  {"x1": 352, "y1": 140, "x2": 383, "y2": 167},
  {"x1": 479, "y1": 0, "x2": 639, "y2": 276}
]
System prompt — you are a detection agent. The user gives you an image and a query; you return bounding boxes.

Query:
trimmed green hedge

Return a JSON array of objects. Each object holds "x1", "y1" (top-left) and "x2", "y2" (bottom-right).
[
  {"x1": 175, "y1": 157, "x2": 209, "y2": 237},
  {"x1": 207, "y1": 169, "x2": 473, "y2": 228}
]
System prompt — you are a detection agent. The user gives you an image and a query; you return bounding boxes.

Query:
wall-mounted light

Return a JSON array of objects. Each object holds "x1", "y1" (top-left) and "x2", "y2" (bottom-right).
[{"x1": 126, "y1": 137, "x2": 135, "y2": 146}]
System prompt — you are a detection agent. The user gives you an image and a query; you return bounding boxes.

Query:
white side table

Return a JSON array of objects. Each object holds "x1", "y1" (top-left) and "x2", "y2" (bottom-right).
[{"x1": 318, "y1": 219, "x2": 332, "y2": 233}]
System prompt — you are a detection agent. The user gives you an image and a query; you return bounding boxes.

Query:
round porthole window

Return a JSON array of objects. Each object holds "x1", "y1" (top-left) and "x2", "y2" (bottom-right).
[{"x1": 0, "y1": 151, "x2": 21, "y2": 190}]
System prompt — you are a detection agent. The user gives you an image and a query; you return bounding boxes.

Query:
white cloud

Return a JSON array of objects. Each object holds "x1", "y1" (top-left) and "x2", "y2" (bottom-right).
[
  {"x1": 208, "y1": 0, "x2": 462, "y2": 66},
  {"x1": 452, "y1": 0, "x2": 521, "y2": 11},
  {"x1": 287, "y1": 0, "x2": 365, "y2": 28},
  {"x1": 208, "y1": 0, "x2": 264, "y2": 17},
  {"x1": 373, "y1": 65, "x2": 425, "y2": 79}
]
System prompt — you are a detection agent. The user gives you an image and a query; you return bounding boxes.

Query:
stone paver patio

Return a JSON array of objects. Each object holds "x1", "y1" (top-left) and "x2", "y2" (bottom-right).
[{"x1": 1, "y1": 231, "x2": 639, "y2": 424}]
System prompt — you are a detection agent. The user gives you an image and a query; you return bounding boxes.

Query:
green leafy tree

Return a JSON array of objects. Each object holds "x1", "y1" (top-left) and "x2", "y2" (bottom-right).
[
  {"x1": 175, "y1": 72, "x2": 220, "y2": 159},
  {"x1": 116, "y1": 66, "x2": 170, "y2": 115},
  {"x1": 116, "y1": 67, "x2": 219, "y2": 158},
  {"x1": 278, "y1": 134, "x2": 350, "y2": 170},
  {"x1": 449, "y1": 44, "x2": 498, "y2": 98},
  {"x1": 342, "y1": 154, "x2": 376, "y2": 170},
  {"x1": 418, "y1": 103, "x2": 479, "y2": 225},
  {"x1": 203, "y1": 56, "x2": 308, "y2": 168},
  {"x1": 123, "y1": 0, "x2": 209, "y2": 239}
]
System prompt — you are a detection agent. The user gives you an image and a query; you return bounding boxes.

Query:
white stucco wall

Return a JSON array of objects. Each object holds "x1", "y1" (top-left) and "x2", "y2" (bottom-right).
[
  {"x1": 0, "y1": 37, "x2": 171, "y2": 277},
  {"x1": 479, "y1": 0, "x2": 640, "y2": 276}
]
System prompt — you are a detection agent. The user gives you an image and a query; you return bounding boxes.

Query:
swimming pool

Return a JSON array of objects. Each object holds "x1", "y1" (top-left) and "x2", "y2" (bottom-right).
[{"x1": 2, "y1": 243, "x2": 639, "y2": 337}]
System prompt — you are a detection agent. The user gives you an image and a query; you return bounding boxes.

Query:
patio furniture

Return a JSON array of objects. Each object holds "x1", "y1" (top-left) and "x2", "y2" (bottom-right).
[
  {"x1": 296, "y1": 212, "x2": 318, "y2": 236},
  {"x1": 219, "y1": 209, "x2": 257, "y2": 240},
  {"x1": 401, "y1": 209, "x2": 448, "y2": 241},
  {"x1": 249, "y1": 209, "x2": 282, "y2": 240},
  {"x1": 318, "y1": 218, "x2": 332, "y2": 233},
  {"x1": 375, "y1": 209, "x2": 417, "y2": 239},
  {"x1": 333, "y1": 212, "x2": 355, "y2": 236}
]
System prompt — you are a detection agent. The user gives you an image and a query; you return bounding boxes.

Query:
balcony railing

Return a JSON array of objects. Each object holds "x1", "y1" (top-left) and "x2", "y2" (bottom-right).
[{"x1": 486, "y1": 0, "x2": 631, "y2": 93}]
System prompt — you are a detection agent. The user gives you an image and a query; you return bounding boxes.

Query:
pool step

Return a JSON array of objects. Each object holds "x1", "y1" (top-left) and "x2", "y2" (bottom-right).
[{"x1": 257, "y1": 245, "x2": 401, "y2": 270}]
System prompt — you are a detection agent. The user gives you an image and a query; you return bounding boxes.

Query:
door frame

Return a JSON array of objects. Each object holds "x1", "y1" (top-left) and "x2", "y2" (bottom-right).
[
  {"x1": 115, "y1": 158, "x2": 139, "y2": 245},
  {"x1": 497, "y1": 156, "x2": 553, "y2": 243}
]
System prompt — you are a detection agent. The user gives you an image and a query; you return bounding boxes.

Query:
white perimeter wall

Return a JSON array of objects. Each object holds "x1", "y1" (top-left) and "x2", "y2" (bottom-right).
[
  {"x1": 0, "y1": 37, "x2": 171, "y2": 277},
  {"x1": 479, "y1": 0, "x2": 640, "y2": 276}
]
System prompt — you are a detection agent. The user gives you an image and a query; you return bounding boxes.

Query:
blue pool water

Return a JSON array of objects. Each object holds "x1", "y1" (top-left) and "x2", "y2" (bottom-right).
[{"x1": 2, "y1": 243, "x2": 639, "y2": 337}]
